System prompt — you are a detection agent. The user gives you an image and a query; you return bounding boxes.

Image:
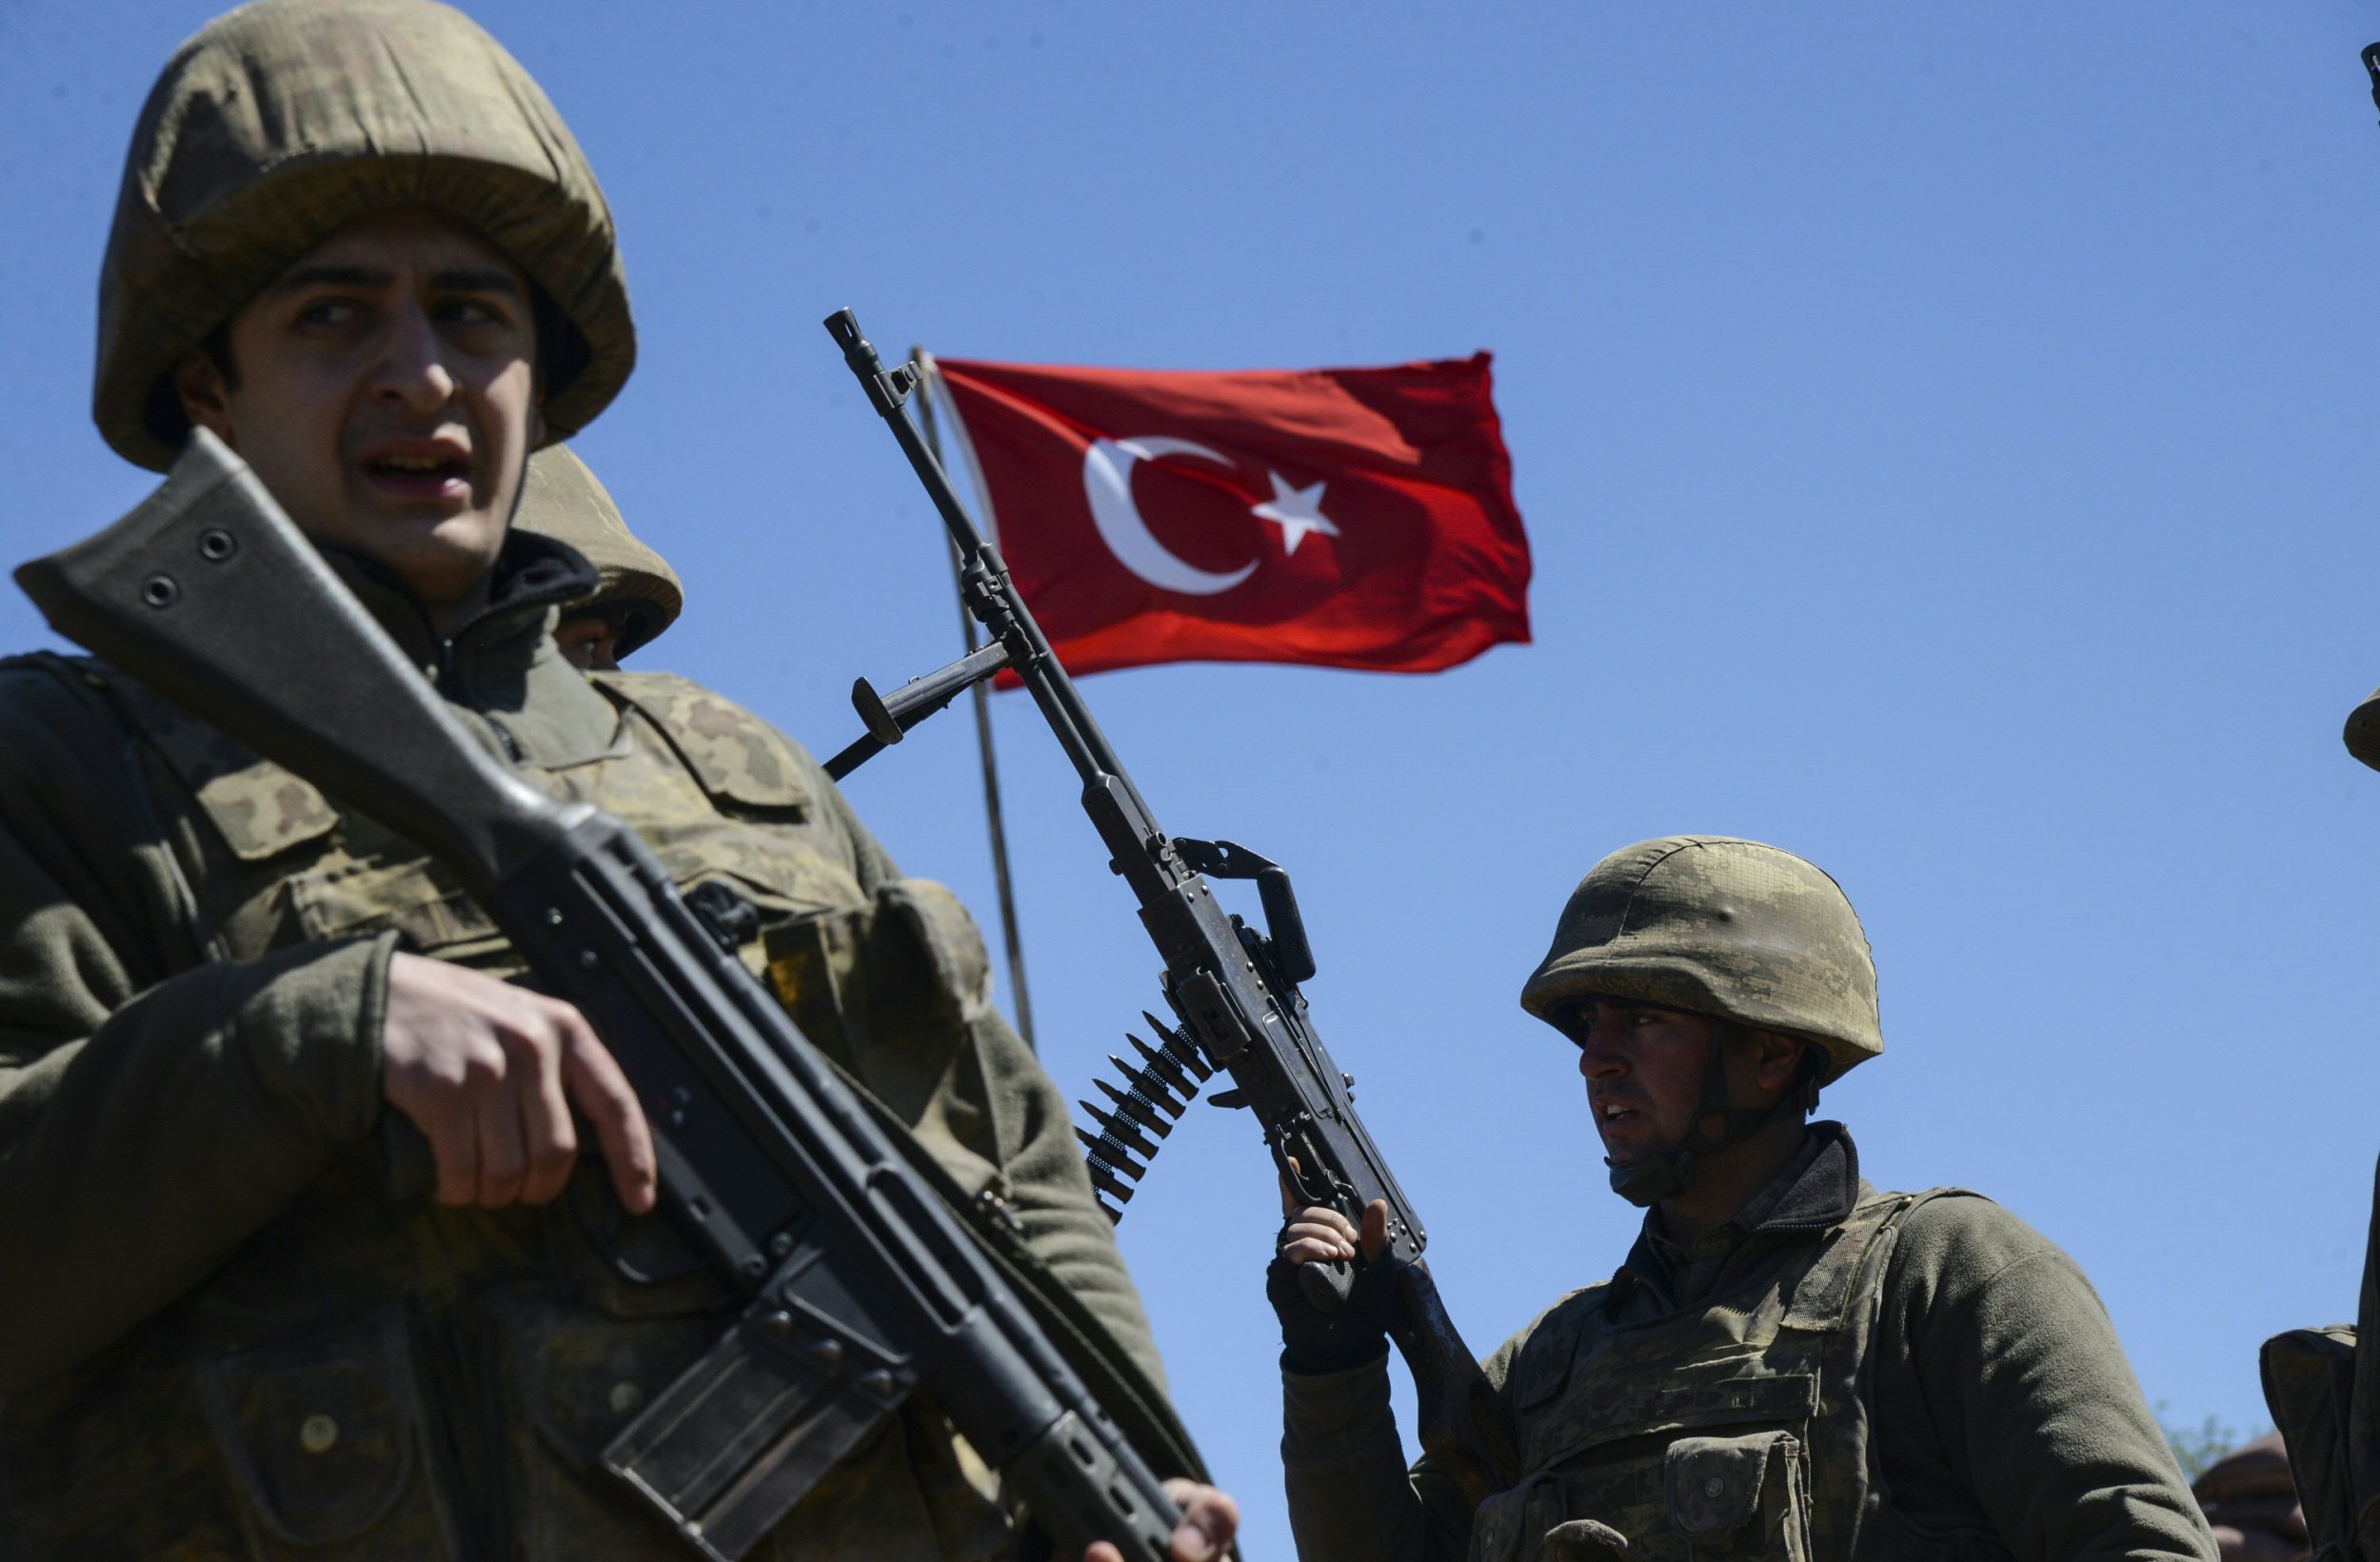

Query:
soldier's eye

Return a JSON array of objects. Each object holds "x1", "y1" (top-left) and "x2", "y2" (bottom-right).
[{"x1": 440, "y1": 298, "x2": 510, "y2": 327}]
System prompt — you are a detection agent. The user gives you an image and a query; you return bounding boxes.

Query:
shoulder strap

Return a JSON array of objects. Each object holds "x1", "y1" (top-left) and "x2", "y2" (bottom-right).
[
  {"x1": 1779, "y1": 1188, "x2": 1966, "y2": 1333},
  {"x1": 588, "y1": 671, "x2": 815, "y2": 813},
  {"x1": 1507, "y1": 1283, "x2": 1613, "y2": 1411}
]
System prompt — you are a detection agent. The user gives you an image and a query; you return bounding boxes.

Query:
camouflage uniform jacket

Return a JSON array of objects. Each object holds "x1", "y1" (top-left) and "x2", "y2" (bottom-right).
[
  {"x1": 0, "y1": 533, "x2": 1181, "y2": 1560},
  {"x1": 1282, "y1": 1124, "x2": 2216, "y2": 1562}
]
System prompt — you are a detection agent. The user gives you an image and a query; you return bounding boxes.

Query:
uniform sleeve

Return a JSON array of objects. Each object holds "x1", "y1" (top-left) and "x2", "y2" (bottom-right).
[
  {"x1": 969, "y1": 1004, "x2": 1172, "y2": 1390},
  {"x1": 1885, "y1": 1196, "x2": 2219, "y2": 1562},
  {"x1": 0, "y1": 668, "x2": 392, "y2": 1393},
  {"x1": 1280, "y1": 1312, "x2": 1535, "y2": 1562},
  {"x1": 808, "y1": 768, "x2": 1171, "y2": 1393},
  {"x1": 1280, "y1": 1356, "x2": 1466, "y2": 1562}
]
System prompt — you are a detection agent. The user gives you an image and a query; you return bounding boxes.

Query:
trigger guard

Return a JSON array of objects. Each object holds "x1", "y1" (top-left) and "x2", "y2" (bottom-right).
[
  {"x1": 566, "y1": 1166, "x2": 704, "y2": 1287},
  {"x1": 1269, "y1": 1142, "x2": 1339, "y2": 1211}
]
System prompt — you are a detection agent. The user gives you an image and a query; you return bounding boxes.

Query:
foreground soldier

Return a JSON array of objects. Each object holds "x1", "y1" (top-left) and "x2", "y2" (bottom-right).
[
  {"x1": 513, "y1": 444, "x2": 684, "y2": 671},
  {"x1": 1273, "y1": 836, "x2": 2212, "y2": 1561},
  {"x1": 0, "y1": 2, "x2": 1233, "y2": 1557}
]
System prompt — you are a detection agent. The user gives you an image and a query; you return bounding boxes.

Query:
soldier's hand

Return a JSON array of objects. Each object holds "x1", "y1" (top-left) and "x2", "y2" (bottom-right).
[
  {"x1": 1279, "y1": 1199, "x2": 1390, "y2": 1267},
  {"x1": 1277, "y1": 1158, "x2": 1392, "y2": 1266},
  {"x1": 1269, "y1": 1173, "x2": 1396, "y2": 1374},
  {"x1": 1082, "y1": 1477, "x2": 1240, "y2": 1562},
  {"x1": 381, "y1": 952, "x2": 657, "y2": 1213}
]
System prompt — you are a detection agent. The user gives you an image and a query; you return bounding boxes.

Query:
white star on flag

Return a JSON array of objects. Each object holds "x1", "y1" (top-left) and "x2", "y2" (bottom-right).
[{"x1": 1249, "y1": 471, "x2": 1339, "y2": 556}]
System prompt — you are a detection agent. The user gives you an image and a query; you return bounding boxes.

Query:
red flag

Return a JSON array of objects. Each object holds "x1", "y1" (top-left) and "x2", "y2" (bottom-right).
[{"x1": 933, "y1": 353, "x2": 1530, "y2": 677}]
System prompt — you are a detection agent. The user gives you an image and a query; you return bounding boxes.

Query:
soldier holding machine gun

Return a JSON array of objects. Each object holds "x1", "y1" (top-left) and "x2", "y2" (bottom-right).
[
  {"x1": 1272, "y1": 836, "x2": 2215, "y2": 1562},
  {"x1": 0, "y1": 2, "x2": 1234, "y2": 1557}
]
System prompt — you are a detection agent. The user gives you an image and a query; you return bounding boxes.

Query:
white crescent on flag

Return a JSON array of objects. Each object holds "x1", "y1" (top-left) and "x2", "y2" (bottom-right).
[{"x1": 1081, "y1": 437, "x2": 1258, "y2": 596}]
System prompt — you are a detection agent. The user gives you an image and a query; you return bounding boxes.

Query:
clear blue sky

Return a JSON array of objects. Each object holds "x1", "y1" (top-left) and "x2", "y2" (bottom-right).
[{"x1": 5, "y1": 1, "x2": 2377, "y2": 1552}]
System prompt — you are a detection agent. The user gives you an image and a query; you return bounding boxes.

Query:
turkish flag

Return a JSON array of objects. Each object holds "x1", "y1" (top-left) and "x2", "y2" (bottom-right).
[{"x1": 932, "y1": 354, "x2": 1531, "y2": 677}]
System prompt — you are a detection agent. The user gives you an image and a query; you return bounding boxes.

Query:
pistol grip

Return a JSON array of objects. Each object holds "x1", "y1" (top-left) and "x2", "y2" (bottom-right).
[{"x1": 1298, "y1": 1256, "x2": 1356, "y2": 1313}]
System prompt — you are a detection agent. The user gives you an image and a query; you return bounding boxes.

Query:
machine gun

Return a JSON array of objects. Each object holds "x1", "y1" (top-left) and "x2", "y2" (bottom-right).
[
  {"x1": 824, "y1": 307, "x2": 1519, "y2": 1509},
  {"x1": 14, "y1": 430, "x2": 1188, "y2": 1562}
]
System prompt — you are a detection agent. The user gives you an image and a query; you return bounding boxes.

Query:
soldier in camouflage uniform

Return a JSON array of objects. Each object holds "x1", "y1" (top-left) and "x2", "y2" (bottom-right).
[
  {"x1": 512, "y1": 445, "x2": 684, "y2": 672},
  {"x1": 1271, "y1": 836, "x2": 2213, "y2": 1562},
  {"x1": 0, "y1": 2, "x2": 1237, "y2": 1558}
]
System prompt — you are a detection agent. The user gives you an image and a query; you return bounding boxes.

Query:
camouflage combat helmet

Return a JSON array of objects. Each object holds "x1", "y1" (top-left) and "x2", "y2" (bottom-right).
[
  {"x1": 1521, "y1": 835, "x2": 1882, "y2": 1085},
  {"x1": 96, "y1": 0, "x2": 635, "y2": 470},
  {"x1": 513, "y1": 445, "x2": 684, "y2": 658},
  {"x1": 1522, "y1": 836, "x2": 1882, "y2": 1206}
]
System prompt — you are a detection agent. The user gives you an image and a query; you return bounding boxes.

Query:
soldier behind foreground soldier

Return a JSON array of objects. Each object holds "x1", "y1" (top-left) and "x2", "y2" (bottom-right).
[
  {"x1": 1272, "y1": 836, "x2": 2216, "y2": 1561},
  {"x1": 2194, "y1": 1434, "x2": 2309, "y2": 1562},
  {"x1": 513, "y1": 443, "x2": 684, "y2": 672},
  {"x1": 0, "y1": 2, "x2": 1236, "y2": 1557}
]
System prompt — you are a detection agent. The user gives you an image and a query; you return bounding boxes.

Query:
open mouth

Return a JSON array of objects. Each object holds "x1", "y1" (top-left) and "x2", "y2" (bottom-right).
[{"x1": 363, "y1": 450, "x2": 472, "y2": 496}]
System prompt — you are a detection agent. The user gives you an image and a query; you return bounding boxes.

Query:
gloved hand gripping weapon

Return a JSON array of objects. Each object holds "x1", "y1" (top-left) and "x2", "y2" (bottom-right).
[
  {"x1": 824, "y1": 307, "x2": 1519, "y2": 1508},
  {"x1": 15, "y1": 432, "x2": 1190, "y2": 1562}
]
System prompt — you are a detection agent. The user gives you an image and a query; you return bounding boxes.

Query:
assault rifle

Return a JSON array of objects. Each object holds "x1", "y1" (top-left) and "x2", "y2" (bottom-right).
[
  {"x1": 15, "y1": 430, "x2": 1188, "y2": 1562},
  {"x1": 823, "y1": 308, "x2": 1520, "y2": 1508}
]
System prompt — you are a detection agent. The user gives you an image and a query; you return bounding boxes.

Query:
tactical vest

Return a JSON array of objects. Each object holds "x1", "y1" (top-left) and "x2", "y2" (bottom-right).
[
  {"x1": 1, "y1": 660, "x2": 1027, "y2": 1562},
  {"x1": 1472, "y1": 1190, "x2": 1995, "y2": 1562},
  {"x1": 103, "y1": 662, "x2": 1004, "y2": 1158}
]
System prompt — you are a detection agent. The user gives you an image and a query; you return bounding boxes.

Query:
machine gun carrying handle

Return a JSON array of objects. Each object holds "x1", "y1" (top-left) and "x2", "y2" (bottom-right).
[
  {"x1": 1255, "y1": 864, "x2": 1316, "y2": 985},
  {"x1": 1173, "y1": 838, "x2": 1318, "y2": 985}
]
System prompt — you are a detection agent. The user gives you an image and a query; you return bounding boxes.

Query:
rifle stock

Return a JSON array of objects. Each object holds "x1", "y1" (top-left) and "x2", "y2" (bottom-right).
[
  {"x1": 825, "y1": 309, "x2": 1521, "y2": 1510},
  {"x1": 15, "y1": 435, "x2": 561, "y2": 886},
  {"x1": 16, "y1": 429, "x2": 1184, "y2": 1562}
]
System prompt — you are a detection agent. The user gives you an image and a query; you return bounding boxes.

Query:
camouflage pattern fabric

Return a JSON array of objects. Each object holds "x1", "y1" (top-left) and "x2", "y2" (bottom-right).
[
  {"x1": 0, "y1": 535, "x2": 1186, "y2": 1558},
  {"x1": 1519, "y1": 836, "x2": 1883, "y2": 1083},
  {"x1": 95, "y1": 0, "x2": 634, "y2": 469},
  {"x1": 513, "y1": 446, "x2": 684, "y2": 658},
  {"x1": 1460, "y1": 1189, "x2": 1916, "y2": 1562}
]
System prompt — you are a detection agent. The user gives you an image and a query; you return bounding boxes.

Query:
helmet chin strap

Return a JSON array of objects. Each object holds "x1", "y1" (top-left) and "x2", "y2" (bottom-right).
[{"x1": 1605, "y1": 1020, "x2": 1803, "y2": 1209}]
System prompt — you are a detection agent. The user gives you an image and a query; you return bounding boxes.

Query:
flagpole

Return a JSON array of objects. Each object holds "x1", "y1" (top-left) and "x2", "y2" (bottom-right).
[{"x1": 912, "y1": 346, "x2": 1037, "y2": 1053}]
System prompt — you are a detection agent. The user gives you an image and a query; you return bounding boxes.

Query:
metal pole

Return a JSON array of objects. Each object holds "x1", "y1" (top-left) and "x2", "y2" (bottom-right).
[{"x1": 913, "y1": 346, "x2": 1036, "y2": 1052}]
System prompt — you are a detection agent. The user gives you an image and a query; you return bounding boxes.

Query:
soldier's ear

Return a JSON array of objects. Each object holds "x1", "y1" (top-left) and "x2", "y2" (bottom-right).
[
  {"x1": 173, "y1": 350, "x2": 236, "y2": 448},
  {"x1": 1747, "y1": 1029, "x2": 1809, "y2": 1097}
]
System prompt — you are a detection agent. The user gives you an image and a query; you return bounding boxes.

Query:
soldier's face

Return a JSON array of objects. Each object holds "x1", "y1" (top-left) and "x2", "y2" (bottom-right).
[
  {"x1": 1570, "y1": 999, "x2": 1724, "y2": 1163},
  {"x1": 554, "y1": 613, "x2": 622, "y2": 673},
  {"x1": 175, "y1": 208, "x2": 543, "y2": 628}
]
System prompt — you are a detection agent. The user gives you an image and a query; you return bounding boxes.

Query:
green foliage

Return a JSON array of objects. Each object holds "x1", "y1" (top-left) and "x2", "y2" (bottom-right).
[{"x1": 2156, "y1": 1400, "x2": 2269, "y2": 1482}]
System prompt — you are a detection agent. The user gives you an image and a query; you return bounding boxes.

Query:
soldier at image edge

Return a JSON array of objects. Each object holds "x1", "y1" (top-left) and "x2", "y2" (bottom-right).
[
  {"x1": 2251, "y1": 663, "x2": 2380, "y2": 1560},
  {"x1": 513, "y1": 444, "x2": 684, "y2": 671},
  {"x1": 0, "y1": 1, "x2": 1237, "y2": 1558},
  {"x1": 1270, "y1": 835, "x2": 2219, "y2": 1561}
]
